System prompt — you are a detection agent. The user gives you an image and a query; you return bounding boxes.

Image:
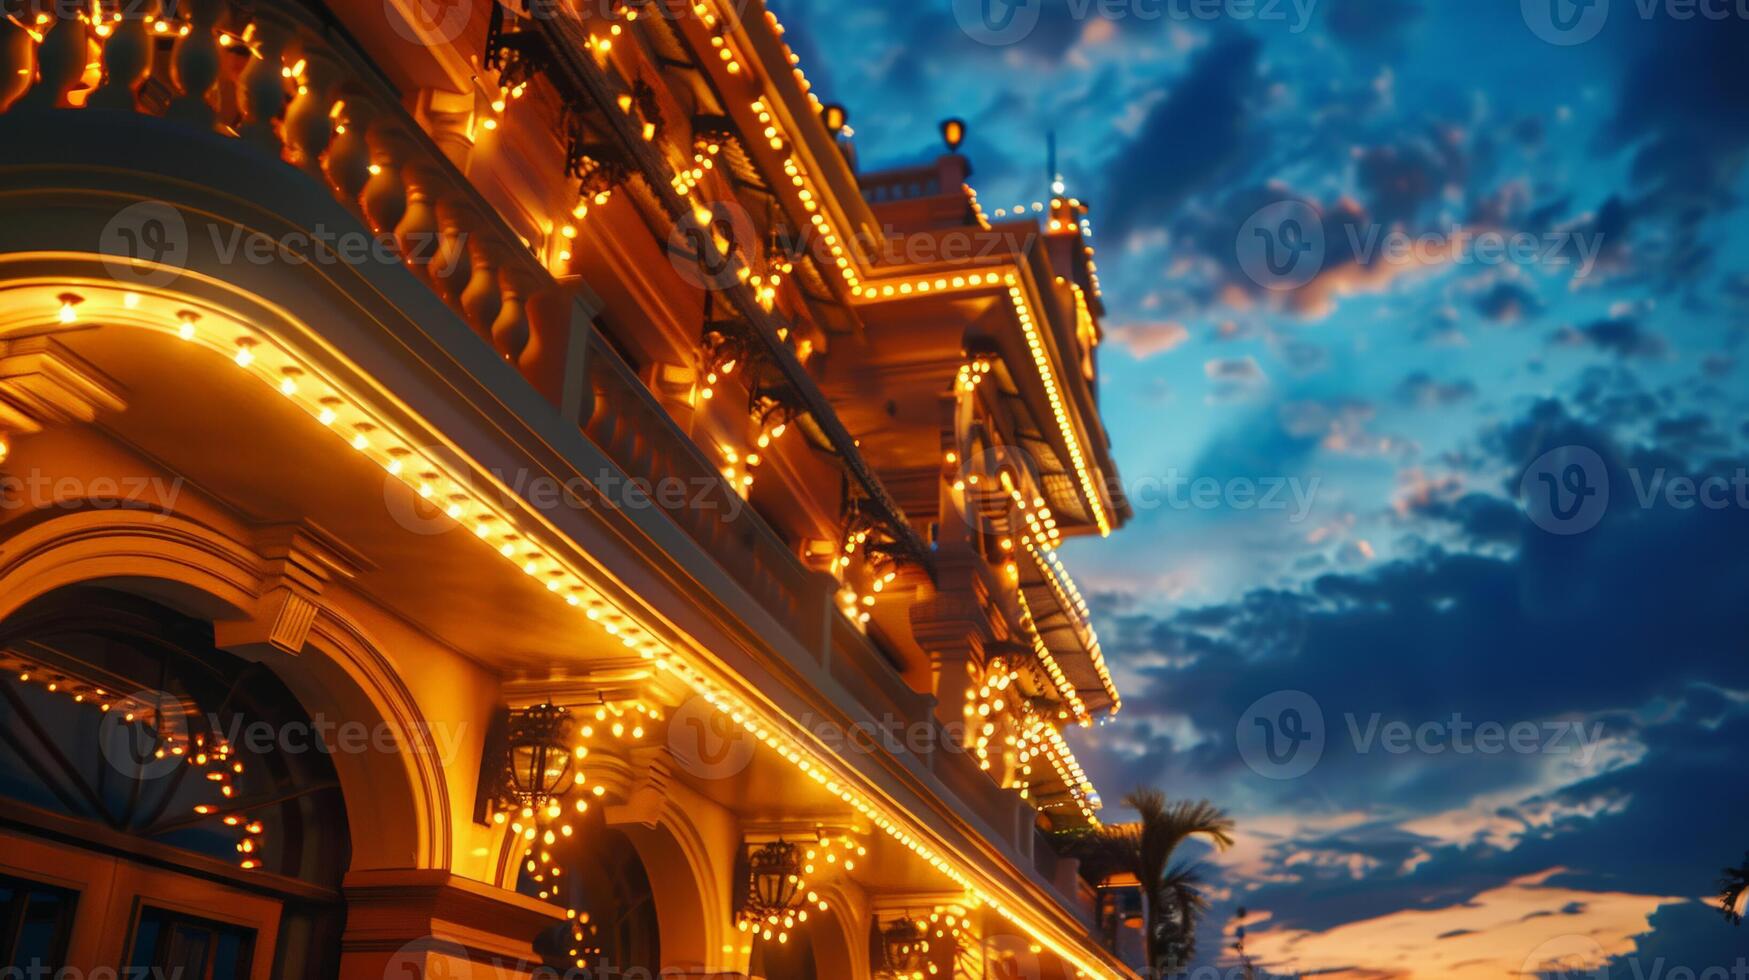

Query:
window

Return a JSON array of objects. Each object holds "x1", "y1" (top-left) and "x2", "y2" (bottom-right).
[
  {"x1": 127, "y1": 906, "x2": 256, "y2": 980},
  {"x1": 0, "y1": 587, "x2": 352, "y2": 978},
  {"x1": 529, "y1": 824, "x2": 660, "y2": 975},
  {"x1": 0, "y1": 873, "x2": 78, "y2": 973}
]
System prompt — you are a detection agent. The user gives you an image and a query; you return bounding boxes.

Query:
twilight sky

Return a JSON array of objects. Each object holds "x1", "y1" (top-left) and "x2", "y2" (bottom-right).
[{"x1": 767, "y1": 0, "x2": 1749, "y2": 975}]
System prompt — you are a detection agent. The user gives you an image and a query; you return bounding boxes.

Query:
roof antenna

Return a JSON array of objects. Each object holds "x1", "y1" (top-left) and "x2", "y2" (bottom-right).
[{"x1": 1047, "y1": 130, "x2": 1065, "y2": 196}]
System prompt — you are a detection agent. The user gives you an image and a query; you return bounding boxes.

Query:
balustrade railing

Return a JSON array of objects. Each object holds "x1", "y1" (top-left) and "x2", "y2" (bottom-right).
[
  {"x1": 580, "y1": 327, "x2": 816, "y2": 631},
  {"x1": 0, "y1": 0, "x2": 563, "y2": 371},
  {"x1": 0, "y1": 0, "x2": 1097, "y2": 921}
]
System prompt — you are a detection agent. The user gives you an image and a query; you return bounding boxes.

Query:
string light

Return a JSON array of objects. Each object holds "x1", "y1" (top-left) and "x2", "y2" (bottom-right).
[
  {"x1": 3, "y1": 654, "x2": 265, "y2": 868},
  {"x1": 11, "y1": 0, "x2": 1135, "y2": 957},
  {"x1": 856, "y1": 269, "x2": 1113, "y2": 537}
]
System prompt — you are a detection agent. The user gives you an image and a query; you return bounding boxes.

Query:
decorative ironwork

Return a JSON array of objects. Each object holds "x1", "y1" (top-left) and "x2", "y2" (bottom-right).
[
  {"x1": 498, "y1": 702, "x2": 574, "y2": 812},
  {"x1": 632, "y1": 78, "x2": 663, "y2": 142},
  {"x1": 743, "y1": 840, "x2": 804, "y2": 920},
  {"x1": 879, "y1": 917, "x2": 929, "y2": 978},
  {"x1": 821, "y1": 103, "x2": 847, "y2": 137},
  {"x1": 485, "y1": 3, "x2": 554, "y2": 90}
]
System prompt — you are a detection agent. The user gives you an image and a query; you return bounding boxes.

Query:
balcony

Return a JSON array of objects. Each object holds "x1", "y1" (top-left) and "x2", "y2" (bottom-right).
[{"x1": 0, "y1": 0, "x2": 1102, "y2": 928}]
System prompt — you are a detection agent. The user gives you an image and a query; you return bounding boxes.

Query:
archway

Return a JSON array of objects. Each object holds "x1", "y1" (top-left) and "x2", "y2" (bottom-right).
[
  {"x1": 522, "y1": 817, "x2": 662, "y2": 976},
  {"x1": 746, "y1": 890, "x2": 862, "y2": 980},
  {"x1": 0, "y1": 585, "x2": 351, "y2": 977},
  {"x1": 0, "y1": 508, "x2": 449, "y2": 873},
  {"x1": 749, "y1": 928, "x2": 817, "y2": 980}
]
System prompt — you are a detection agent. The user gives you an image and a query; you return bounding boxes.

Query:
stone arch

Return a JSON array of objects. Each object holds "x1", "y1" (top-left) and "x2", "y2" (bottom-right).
[
  {"x1": 491, "y1": 750, "x2": 734, "y2": 975},
  {"x1": 0, "y1": 507, "x2": 449, "y2": 871},
  {"x1": 803, "y1": 881, "x2": 868, "y2": 980},
  {"x1": 615, "y1": 798, "x2": 731, "y2": 974}
]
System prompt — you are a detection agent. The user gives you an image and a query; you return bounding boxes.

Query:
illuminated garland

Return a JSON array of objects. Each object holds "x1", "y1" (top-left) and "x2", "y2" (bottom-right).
[
  {"x1": 735, "y1": 832, "x2": 864, "y2": 945},
  {"x1": 958, "y1": 640, "x2": 1101, "y2": 824},
  {"x1": 17, "y1": 283, "x2": 1122, "y2": 979},
  {"x1": 5, "y1": 659, "x2": 265, "y2": 868},
  {"x1": 856, "y1": 271, "x2": 1112, "y2": 538},
  {"x1": 1013, "y1": 587, "x2": 1087, "y2": 724},
  {"x1": 501, "y1": 697, "x2": 660, "y2": 971},
  {"x1": 1013, "y1": 525, "x2": 1119, "y2": 713}
]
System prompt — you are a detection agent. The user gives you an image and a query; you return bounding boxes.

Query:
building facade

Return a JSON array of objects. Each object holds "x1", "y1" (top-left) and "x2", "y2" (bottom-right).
[{"x1": 0, "y1": 1, "x2": 1135, "y2": 977}]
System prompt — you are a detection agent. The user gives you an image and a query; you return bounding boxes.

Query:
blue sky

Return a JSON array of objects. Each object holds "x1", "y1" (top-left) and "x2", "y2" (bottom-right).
[{"x1": 768, "y1": 0, "x2": 1749, "y2": 975}]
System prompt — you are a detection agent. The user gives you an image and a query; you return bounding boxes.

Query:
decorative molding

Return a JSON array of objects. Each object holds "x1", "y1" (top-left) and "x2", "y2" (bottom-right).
[
  {"x1": 867, "y1": 891, "x2": 974, "y2": 915},
  {"x1": 214, "y1": 522, "x2": 369, "y2": 657},
  {"x1": 603, "y1": 747, "x2": 673, "y2": 829},
  {"x1": 741, "y1": 822, "x2": 860, "y2": 845},
  {"x1": 0, "y1": 335, "x2": 126, "y2": 434},
  {"x1": 500, "y1": 657, "x2": 666, "y2": 708},
  {"x1": 341, "y1": 868, "x2": 562, "y2": 960}
]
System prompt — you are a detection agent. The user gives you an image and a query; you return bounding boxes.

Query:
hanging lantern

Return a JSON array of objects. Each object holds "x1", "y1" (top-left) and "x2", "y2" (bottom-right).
[
  {"x1": 747, "y1": 840, "x2": 804, "y2": 916},
  {"x1": 880, "y1": 918, "x2": 929, "y2": 977},
  {"x1": 940, "y1": 118, "x2": 966, "y2": 154},
  {"x1": 500, "y1": 702, "x2": 574, "y2": 811}
]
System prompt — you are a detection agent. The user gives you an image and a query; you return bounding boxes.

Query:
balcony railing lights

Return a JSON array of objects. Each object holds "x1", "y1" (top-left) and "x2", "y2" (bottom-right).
[
  {"x1": 855, "y1": 270, "x2": 1113, "y2": 538},
  {"x1": 3, "y1": 1, "x2": 1125, "y2": 963}
]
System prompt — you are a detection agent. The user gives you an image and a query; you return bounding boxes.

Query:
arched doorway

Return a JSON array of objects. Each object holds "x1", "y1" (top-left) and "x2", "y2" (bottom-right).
[
  {"x1": 0, "y1": 586, "x2": 350, "y2": 978},
  {"x1": 525, "y1": 818, "x2": 661, "y2": 976},
  {"x1": 748, "y1": 929, "x2": 818, "y2": 980}
]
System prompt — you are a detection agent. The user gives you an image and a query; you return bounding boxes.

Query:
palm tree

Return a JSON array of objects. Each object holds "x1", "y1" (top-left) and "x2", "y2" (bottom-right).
[
  {"x1": 1720, "y1": 853, "x2": 1749, "y2": 925},
  {"x1": 1078, "y1": 790, "x2": 1235, "y2": 977},
  {"x1": 1155, "y1": 862, "x2": 1211, "y2": 969}
]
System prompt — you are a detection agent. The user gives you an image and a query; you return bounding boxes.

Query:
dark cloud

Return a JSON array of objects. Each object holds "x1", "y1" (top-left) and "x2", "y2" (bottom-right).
[
  {"x1": 1550, "y1": 319, "x2": 1668, "y2": 360},
  {"x1": 1087, "y1": 397, "x2": 1749, "y2": 937},
  {"x1": 1473, "y1": 280, "x2": 1543, "y2": 323},
  {"x1": 1601, "y1": 900, "x2": 1749, "y2": 978},
  {"x1": 1354, "y1": 128, "x2": 1466, "y2": 227},
  {"x1": 1323, "y1": 0, "x2": 1422, "y2": 49},
  {"x1": 1601, "y1": 12, "x2": 1749, "y2": 290},
  {"x1": 1100, "y1": 35, "x2": 1264, "y2": 242},
  {"x1": 1409, "y1": 492, "x2": 1523, "y2": 546}
]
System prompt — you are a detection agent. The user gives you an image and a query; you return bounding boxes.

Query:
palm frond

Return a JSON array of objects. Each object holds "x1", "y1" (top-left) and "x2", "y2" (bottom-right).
[{"x1": 1720, "y1": 853, "x2": 1749, "y2": 926}]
